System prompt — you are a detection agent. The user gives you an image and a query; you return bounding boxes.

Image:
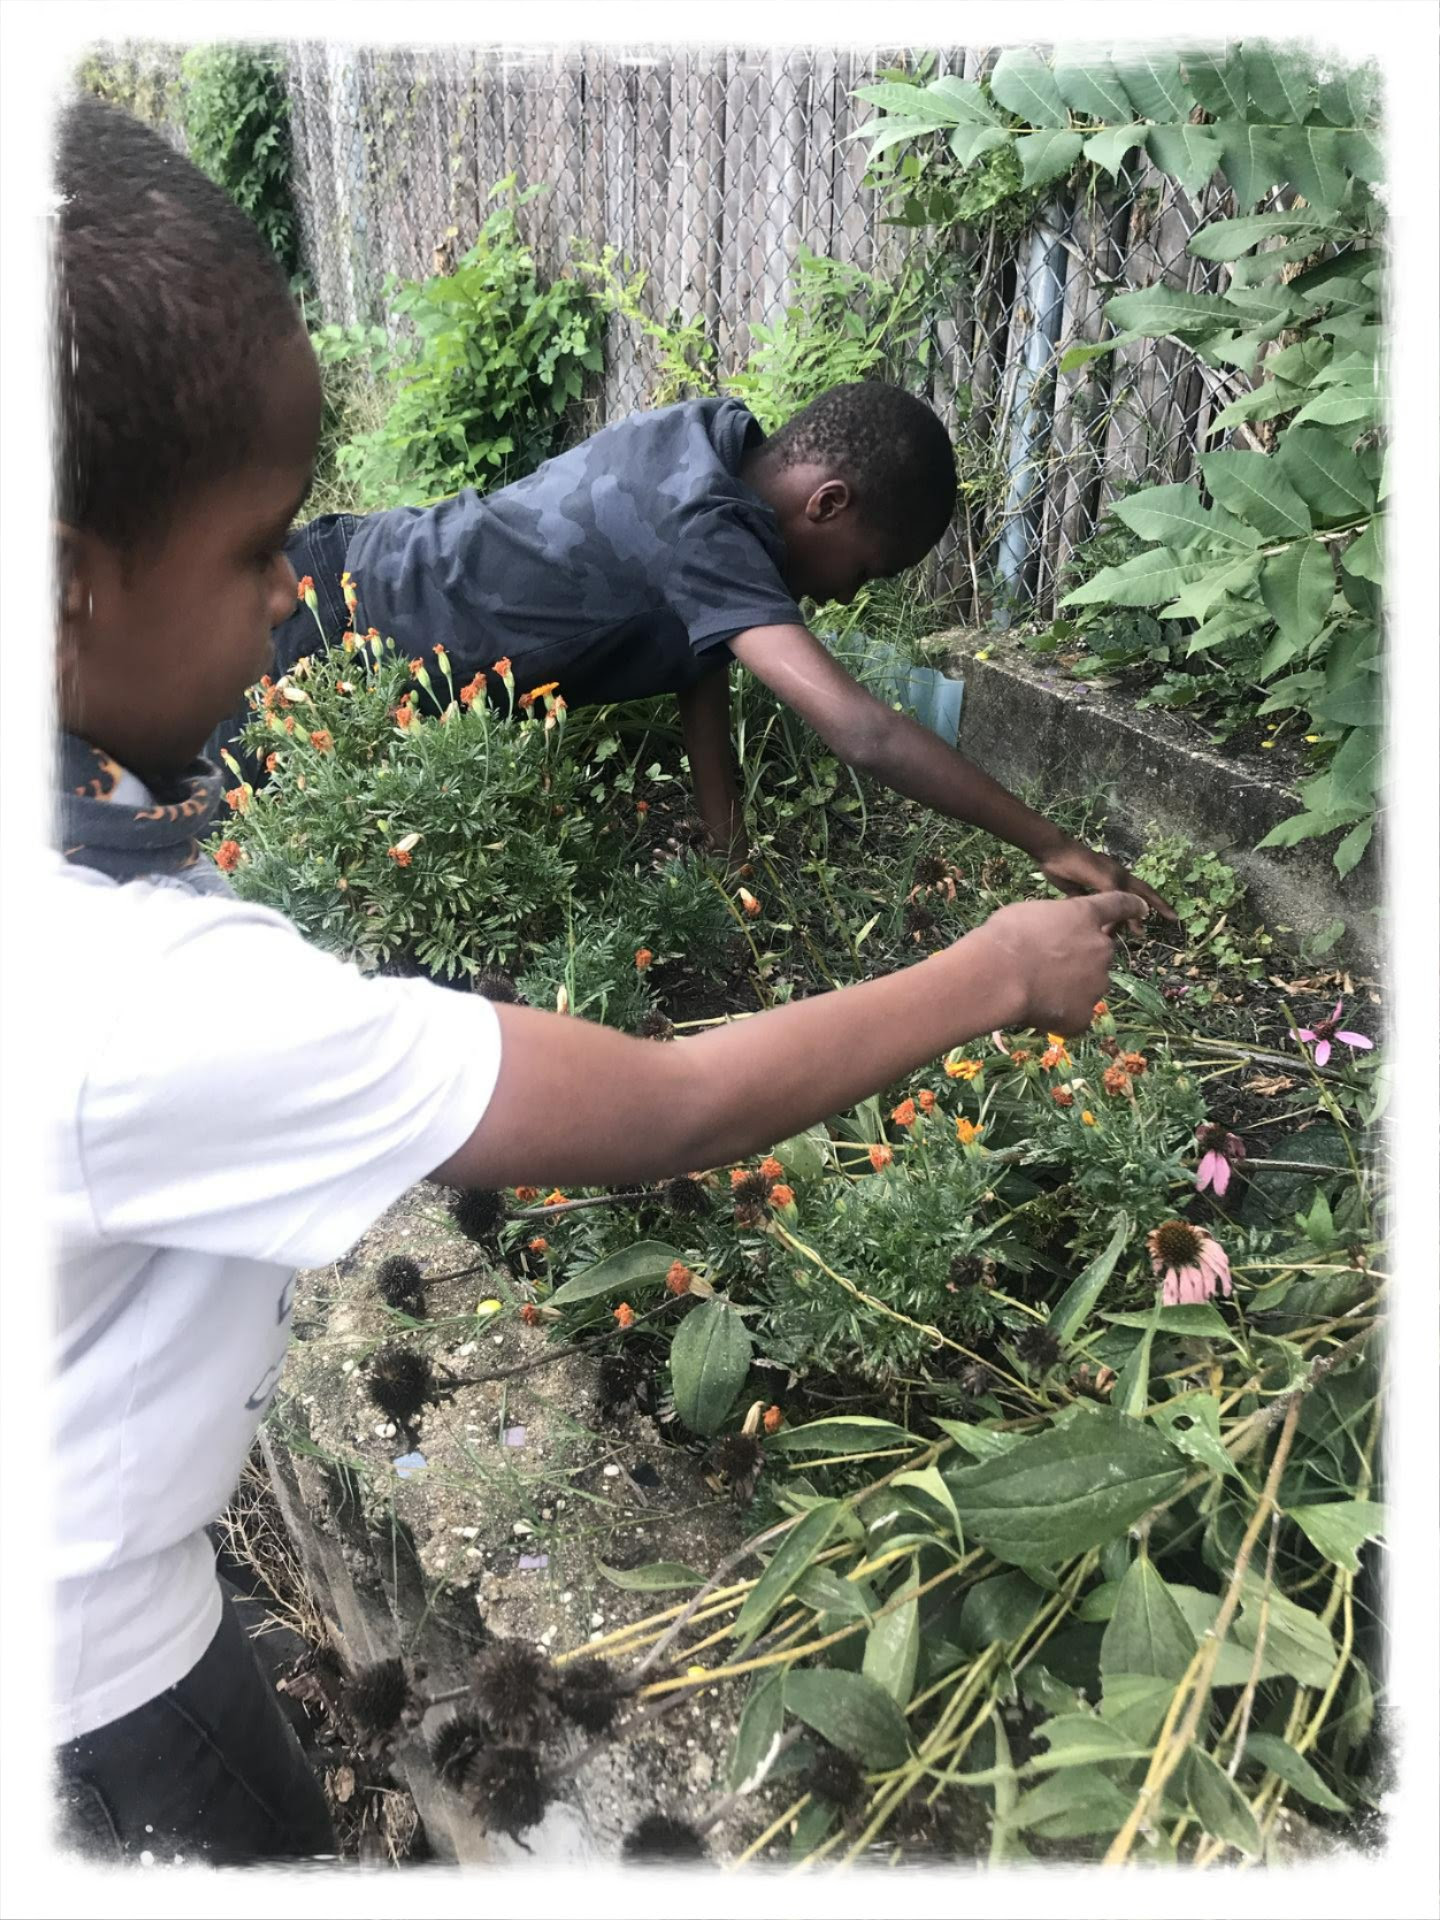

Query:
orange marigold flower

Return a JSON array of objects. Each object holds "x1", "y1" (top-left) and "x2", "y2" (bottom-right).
[
  {"x1": 759, "y1": 1157, "x2": 786, "y2": 1182},
  {"x1": 1121, "y1": 1051, "x2": 1148, "y2": 1076},
  {"x1": 665, "y1": 1261, "x2": 695, "y2": 1296},
  {"x1": 387, "y1": 846, "x2": 412, "y2": 867},
  {"x1": 762, "y1": 1405, "x2": 784, "y2": 1435},
  {"x1": 409, "y1": 656, "x2": 425, "y2": 675},
  {"x1": 1009, "y1": 1048, "x2": 1032, "y2": 1066},
  {"x1": 738, "y1": 887, "x2": 761, "y2": 917},
  {"x1": 518, "y1": 692, "x2": 536, "y2": 710},
  {"x1": 341, "y1": 631, "x2": 357, "y2": 652},
  {"x1": 1102, "y1": 1064, "x2": 1133, "y2": 1098},
  {"x1": 520, "y1": 1304, "x2": 541, "y2": 1327},
  {"x1": 515, "y1": 1186, "x2": 541, "y2": 1203},
  {"x1": 394, "y1": 703, "x2": 414, "y2": 729},
  {"x1": 944, "y1": 1057, "x2": 984, "y2": 1081},
  {"x1": 260, "y1": 673, "x2": 273, "y2": 689},
  {"x1": 459, "y1": 672, "x2": 487, "y2": 706},
  {"x1": 265, "y1": 753, "x2": 278, "y2": 774},
  {"x1": 729, "y1": 1168, "x2": 749, "y2": 1190},
  {"x1": 1092, "y1": 1000, "x2": 1110, "y2": 1020},
  {"x1": 214, "y1": 839, "x2": 242, "y2": 873},
  {"x1": 1051, "y1": 1086, "x2": 1075, "y2": 1108},
  {"x1": 955, "y1": 1118, "x2": 985, "y2": 1146},
  {"x1": 769, "y1": 1183, "x2": 795, "y2": 1209},
  {"x1": 366, "y1": 627, "x2": 380, "y2": 640},
  {"x1": 545, "y1": 1190, "x2": 566, "y2": 1207},
  {"x1": 309, "y1": 729, "x2": 334, "y2": 753},
  {"x1": 494, "y1": 656, "x2": 513, "y2": 679},
  {"x1": 869, "y1": 1144, "x2": 894, "y2": 1171},
  {"x1": 1039, "y1": 1043, "x2": 1069, "y2": 1071},
  {"x1": 224, "y1": 787, "x2": 247, "y2": 813},
  {"x1": 917, "y1": 1089, "x2": 938, "y2": 1115},
  {"x1": 634, "y1": 947, "x2": 654, "y2": 970},
  {"x1": 1081, "y1": 1109, "x2": 1099, "y2": 1127},
  {"x1": 613, "y1": 1302, "x2": 635, "y2": 1330},
  {"x1": 527, "y1": 1237, "x2": 549, "y2": 1255},
  {"x1": 635, "y1": 799, "x2": 650, "y2": 814},
  {"x1": 295, "y1": 574, "x2": 314, "y2": 601},
  {"x1": 283, "y1": 713, "x2": 296, "y2": 734},
  {"x1": 891, "y1": 1098, "x2": 917, "y2": 1128},
  {"x1": 527, "y1": 682, "x2": 560, "y2": 702}
]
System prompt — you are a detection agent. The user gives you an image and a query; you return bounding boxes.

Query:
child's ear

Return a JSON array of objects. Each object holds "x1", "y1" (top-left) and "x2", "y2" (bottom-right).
[
  {"x1": 53, "y1": 522, "x2": 121, "y2": 651},
  {"x1": 805, "y1": 478, "x2": 853, "y2": 525}
]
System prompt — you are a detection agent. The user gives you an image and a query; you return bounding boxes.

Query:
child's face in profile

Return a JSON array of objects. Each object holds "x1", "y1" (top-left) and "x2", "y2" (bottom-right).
[
  {"x1": 57, "y1": 329, "x2": 323, "y2": 783},
  {"x1": 775, "y1": 480, "x2": 927, "y2": 608}
]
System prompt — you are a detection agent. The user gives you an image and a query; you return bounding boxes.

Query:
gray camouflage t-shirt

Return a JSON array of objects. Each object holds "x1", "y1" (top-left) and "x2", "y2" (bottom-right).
[{"x1": 341, "y1": 397, "x2": 803, "y2": 708}]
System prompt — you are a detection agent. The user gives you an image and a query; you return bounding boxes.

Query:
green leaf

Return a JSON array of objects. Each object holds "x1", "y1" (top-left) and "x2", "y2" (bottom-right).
[
  {"x1": 728, "y1": 1673, "x2": 785, "y2": 1791},
  {"x1": 771, "y1": 1124, "x2": 830, "y2": 1180},
  {"x1": 1032, "y1": 1713, "x2": 1151, "y2": 1769},
  {"x1": 794, "y1": 1566, "x2": 875, "y2": 1620},
  {"x1": 925, "y1": 73, "x2": 1003, "y2": 125},
  {"x1": 1313, "y1": 676, "x2": 1381, "y2": 730},
  {"x1": 1112, "y1": 1303, "x2": 1158, "y2": 1420},
  {"x1": 948, "y1": 124, "x2": 1011, "y2": 169},
  {"x1": 863, "y1": 1567, "x2": 920, "y2": 1706},
  {"x1": 1015, "y1": 129, "x2": 1084, "y2": 189},
  {"x1": 1242, "y1": 1732, "x2": 1349, "y2": 1812},
  {"x1": 1052, "y1": 49, "x2": 1133, "y2": 122},
  {"x1": 1276, "y1": 426, "x2": 1376, "y2": 523},
  {"x1": 1152, "y1": 1395, "x2": 1237, "y2": 1479},
  {"x1": 1260, "y1": 538, "x2": 1335, "y2": 655},
  {"x1": 1186, "y1": 1747, "x2": 1262, "y2": 1855},
  {"x1": 1101, "y1": 1557, "x2": 1197, "y2": 1683},
  {"x1": 1103, "y1": 283, "x2": 1248, "y2": 339},
  {"x1": 1286, "y1": 1499, "x2": 1386, "y2": 1574},
  {"x1": 1181, "y1": 45, "x2": 1248, "y2": 122},
  {"x1": 1010, "y1": 1769, "x2": 1135, "y2": 1839},
  {"x1": 782, "y1": 1668, "x2": 912, "y2": 1769},
  {"x1": 1099, "y1": 1672, "x2": 1175, "y2": 1745},
  {"x1": 1112, "y1": 53, "x2": 1192, "y2": 123},
  {"x1": 1234, "y1": 1584, "x2": 1337, "y2": 1688},
  {"x1": 989, "y1": 47, "x2": 1069, "y2": 128},
  {"x1": 931, "y1": 1419, "x2": 1025, "y2": 1461},
  {"x1": 1058, "y1": 331, "x2": 1141, "y2": 374},
  {"x1": 1188, "y1": 212, "x2": 1333, "y2": 262},
  {"x1": 1145, "y1": 123, "x2": 1223, "y2": 194},
  {"x1": 596, "y1": 1557, "x2": 704, "y2": 1592},
  {"x1": 1110, "y1": 482, "x2": 1253, "y2": 551},
  {"x1": 1060, "y1": 548, "x2": 1213, "y2": 609},
  {"x1": 890, "y1": 1466, "x2": 964, "y2": 1546},
  {"x1": 1046, "y1": 1213, "x2": 1131, "y2": 1345},
  {"x1": 1326, "y1": 727, "x2": 1382, "y2": 817},
  {"x1": 1103, "y1": 1305, "x2": 1232, "y2": 1338},
  {"x1": 944, "y1": 1408, "x2": 1187, "y2": 1566},
  {"x1": 1242, "y1": 44, "x2": 1314, "y2": 123},
  {"x1": 732, "y1": 1502, "x2": 842, "y2": 1647},
  {"x1": 763, "y1": 1415, "x2": 917, "y2": 1457},
  {"x1": 1334, "y1": 816, "x2": 1375, "y2": 878},
  {"x1": 670, "y1": 1299, "x2": 752, "y2": 1437},
  {"x1": 545, "y1": 1240, "x2": 681, "y2": 1307},
  {"x1": 1200, "y1": 450, "x2": 1312, "y2": 540},
  {"x1": 1082, "y1": 124, "x2": 1148, "y2": 179},
  {"x1": 1158, "y1": 553, "x2": 1263, "y2": 622},
  {"x1": 1291, "y1": 386, "x2": 1378, "y2": 429},
  {"x1": 852, "y1": 81, "x2": 967, "y2": 127},
  {"x1": 1278, "y1": 125, "x2": 1350, "y2": 215},
  {"x1": 1215, "y1": 121, "x2": 1284, "y2": 208},
  {"x1": 957, "y1": 1570, "x2": 1048, "y2": 1651},
  {"x1": 1341, "y1": 518, "x2": 1383, "y2": 584}
]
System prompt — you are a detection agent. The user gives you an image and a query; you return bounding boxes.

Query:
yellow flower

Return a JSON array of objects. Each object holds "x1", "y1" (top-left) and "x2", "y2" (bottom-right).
[
  {"x1": 955, "y1": 1118, "x2": 985, "y2": 1146},
  {"x1": 944, "y1": 1056, "x2": 984, "y2": 1081},
  {"x1": 1081, "y1": 1110, "x2": 1098, "y2": 1127}
]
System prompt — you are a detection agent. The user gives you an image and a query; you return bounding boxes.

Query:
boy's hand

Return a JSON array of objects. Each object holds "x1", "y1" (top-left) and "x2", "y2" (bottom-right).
[
  {"x1": 967, "y1": 891, "x2": 1149, "y2": 1036},
  {"x1": 1038, "y1": 838, "x2": 1176, "y2": 923}
]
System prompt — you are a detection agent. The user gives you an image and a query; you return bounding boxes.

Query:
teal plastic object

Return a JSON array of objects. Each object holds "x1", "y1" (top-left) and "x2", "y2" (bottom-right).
[{"x1": 823, "y1": 630, "x2": 965, "y2": 745}]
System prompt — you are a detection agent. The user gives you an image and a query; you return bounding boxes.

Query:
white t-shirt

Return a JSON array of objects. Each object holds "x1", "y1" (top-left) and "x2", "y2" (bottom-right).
[{"x1": 46, "y1": 842, "x2": 502, "y2": 1745}]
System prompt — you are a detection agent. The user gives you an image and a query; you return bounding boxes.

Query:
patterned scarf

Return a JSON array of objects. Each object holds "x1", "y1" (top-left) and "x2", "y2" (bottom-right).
[{"x1": 55, "y1": 734, "x2": 233, "y2": 896}]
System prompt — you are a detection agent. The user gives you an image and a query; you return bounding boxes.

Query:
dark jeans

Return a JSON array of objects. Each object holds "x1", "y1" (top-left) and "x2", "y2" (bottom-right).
[
  {"x1": 206, "y1": 512, "x2": 363, "y2": 788},
  {"x1": 54, "y1": 1595, "x2": 337, "y2": 1869}
]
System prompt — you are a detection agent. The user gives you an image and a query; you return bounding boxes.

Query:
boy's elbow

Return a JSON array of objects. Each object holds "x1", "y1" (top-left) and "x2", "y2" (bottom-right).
[{"x1": 834, "y1": 706, "x2": 900, "y2": 777}]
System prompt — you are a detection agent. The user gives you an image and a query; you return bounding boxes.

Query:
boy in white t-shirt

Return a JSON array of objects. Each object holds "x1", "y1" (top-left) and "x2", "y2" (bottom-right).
[{"x1": 47, "y1": 98, "x2": 1143, "y2": 1867}]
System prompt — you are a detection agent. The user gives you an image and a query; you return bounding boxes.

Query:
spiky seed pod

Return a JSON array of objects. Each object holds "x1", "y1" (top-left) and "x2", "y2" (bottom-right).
[
  {"x1": 376, "y1": 1254, "x2": 425, "y2": 1310},
  {"x1": 1016, "y1": 1325, "x2": 1062, "y2": 1375},
  {"x1": 731, "y1": 1168, "x2": 771, "y2": 1204},
  {"x1": 473, "y1": 967, "x2": 520, "y2": 1004},
  {"x1": 450, "y1": 1186, "x2": 507, "y2": 1245},
  {"x1": 912, "y1": 853, "x2": 949, "y2": 888},
  {"x1": 344, "y1": 1657, "x2": 410, "y2": 1736},
  {"x1": 366, "y1": 1345, "x2": 437, "y2": 1426},
  {"x1": 947, "y1": 1254, "x2": 985, "y2": 1290},
  {"x1": 467, "y1": 1746, "x2": 549, "y2": 1840},
  {"x1": 636, "y1": 1009, "x2": 676, "y2": 1043},
  {"x1": 621, "y1": 1814, "x2": 708, "y2": 1863},
  {"x1": 904, "y1": 900, "x2": 938, "y2": 941},
  {"x1": 663, "y1": 1174, "x2": 711, "y2": 1219},
  {"x1": 597, "y1": 1353, "x2": 641, "y2": 1414},
  {"x1": 957, "y1": 1360, "x2": 994, "y2": 1399},
  {"x1": 707, "y1": 1432, "x2": 763, "y2": 1482},
  {"x1": 472, "y1": 1640, "x2": 553, "y2": 1743},
  {"x1": 548, "y1": 1657, "x2": 622, "y2": 1734},
  {"x1": 429, "y1": 1711, "x2": 486, "y2": 1789},
  {"x1": 807, "y1": 1743, "x2": 866, "y2": 1811}
]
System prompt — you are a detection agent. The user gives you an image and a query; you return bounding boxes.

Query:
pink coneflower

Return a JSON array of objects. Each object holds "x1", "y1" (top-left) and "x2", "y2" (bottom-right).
[
  {"x1": 1147, "y1": 1220, "x2": 1232, "y2": 1307},
  {"x1": 1290, "y1": 999, "x2": 1373, "y2": 1069},
  {"x1": 1195, "y1": 1123, "x2": 1246, "y2": 1198}
]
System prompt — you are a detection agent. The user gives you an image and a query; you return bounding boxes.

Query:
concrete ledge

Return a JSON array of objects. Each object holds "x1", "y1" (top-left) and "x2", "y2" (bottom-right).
[{"x1": 935, "y1": 630, "x2": 1382, "y2": 973}]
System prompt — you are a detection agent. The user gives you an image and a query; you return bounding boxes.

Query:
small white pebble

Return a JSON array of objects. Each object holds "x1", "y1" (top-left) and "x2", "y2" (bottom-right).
[
  {"x1": 493, "y1": 1334, "x2": 504, "y2": 1346},
  {"x1": 145, "y1": 1825, "x2": 154, "y2": 1834},
  {"x1": 457, "y1": 1342, "x2": 477, "y2": 1357},
  {"x1": 541, "y1": 1508, "x2": 553, "y2": 1521},
  {"x1": 513, "y1": 1520, "x2": 534, "y2": 1537},
  {"x1": 540, "y1": 1627, "x2": 556, "y2": 1646},
  {"x1": 466, "y1": 1547, "x2": 482, "y2": 1559},
  {"x1": 139, "y1": 1851, "x2": 155, "y2": 1868},
  {"x1": 561, "y1": 1591, "x2": 574, "y2": 1604},
  {"x1": 588, "y1": 1630, "x2": 603, "y2": 1643},
  {"x1": 340, "y1": 1361, "x2": 356, "y2": 1375},
  {"x1": 451, "y1": 1526, "x2": 479, "y2": 1539},
  {"x1": 590, "y1": 1611, "x2": 604, "y2": 1628},
  {"x1": 602, "y1": 1464, "x2": 621, "y2": 1478}
]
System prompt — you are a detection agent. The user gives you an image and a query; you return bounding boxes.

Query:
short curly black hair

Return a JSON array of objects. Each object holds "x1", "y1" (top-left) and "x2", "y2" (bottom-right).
[
  {"x1": 764, "y1": 382, "x2": 957, "y2": 552},
  {"x1": 52, "y1": 95, "x2": 303, "y2": 553}
]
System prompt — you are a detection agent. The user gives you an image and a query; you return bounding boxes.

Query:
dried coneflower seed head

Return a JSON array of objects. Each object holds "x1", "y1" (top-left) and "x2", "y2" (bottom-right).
[
  {"x1": 1150, "y1": 1220, "x2": 1203, "y2": 1267},
  {"x1": 708, "y1": 1433, "x2": 764, "y2": 1485},
  {"x1": 451, "y1": 1187, "x2": 506, "y2": 1244},
  {"x1": 622, "y1": 1814, "x2": 708, "y2": 1864},
  {"x1": 904, "y1": 901, "x2": 937, "y2": 939},
  {"x1": 429, "y1": 1711, "x2": 485, "y2": 1787},
  {"x1": 912, "y1": 853, "x2": 949, "y2": 887},
  {"x1": 366, "y1": 1346, "x2": 436, "y2": 1426},
  {"x1": 807, "y1": 1743, "x2": 866, "y2": 1811},
  {"x1": 663, "y1": 1175, "x2": 711, "y2": 1218},
  {"x1": 731, "y1": 1168, "x2": 772, "y2": 1203},
  {"x1": 468, "y1": 1746, "x2": 549, "y2": 1840},
  {"x1": 948, "y1": 1254, "x2": 984, "y2": 1290},
  {"x1": 958, "y1": 1361, "x2": 994, "y2": 1398},
  {"x1": 549, "y1": 1657, "x2": 622, "y2": 1734},
  {"x1": 473, "y1": 967, "x2": 520, "y2": 1004},
  {"x1": 636, "y1": 1009, "x2": 676, "y2": 1043},
  {"x1": 377, "y1": 1255, "x2": 425, "y2": 1309},
  {"x1": 473, "y1": 1640, "x2": 553, "y2": 1742},
  {"x1": 597, "y1": 1353, "x2": 641, "y2": 1413},
  {"x1": 344, "y1": 1657, "x2": 410, "y2": 1735},
  {"x1": 1016, "y1": 1325, "x2": 1061, "y2": 1374}
]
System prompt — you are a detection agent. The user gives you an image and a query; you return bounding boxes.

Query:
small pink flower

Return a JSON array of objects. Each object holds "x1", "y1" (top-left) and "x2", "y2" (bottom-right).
[
  {"x1": 1194, "y1": 1122, "x2": 1246, "y2": 1198},
  {"x1": 1147, "y1": 1220, "x2": 1232, "y2": 1307},
  {"x1": 1290, "y1": 999, "x2": 1374, "y2": 1069}
]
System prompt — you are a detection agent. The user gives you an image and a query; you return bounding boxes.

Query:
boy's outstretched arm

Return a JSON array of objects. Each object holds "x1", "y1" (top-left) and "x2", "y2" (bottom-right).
[
  {"x1": 677, "y1": 665, "x2": 744, "y2": 865},
  {"x1": 430, "y1": 891, "x2": 1144, "y2": 1192},
  {"x1": 729, "y1": 624, "x2": 1176, "y2": 921}
]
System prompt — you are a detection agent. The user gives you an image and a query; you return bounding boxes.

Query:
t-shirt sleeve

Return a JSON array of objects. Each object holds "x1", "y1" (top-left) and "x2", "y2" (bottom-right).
[
  {"x1": 666, "y1": 496, "x2": 805, "y2": 654},
  {"x1": 78, "y1": 907, "x2": 503, "y2": 1270}
]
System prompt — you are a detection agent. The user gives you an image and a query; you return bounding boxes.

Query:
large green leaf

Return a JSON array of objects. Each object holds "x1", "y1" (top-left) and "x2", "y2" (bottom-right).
[
  {"x1": 1260, "y1": 538, "x2": 1334, "y2": 655},
  {"x1": 1083, "y1": 124, "x2": 1149, "y2": 179},
  {"x1": 763, "y1": 1415, "x2": 917, "y2": 1456},
  {"x1": 1186, "y1": 1747, "x2": 1262, "y2": 1856},
  {"x1": 1334, "y1": 816, "x2": 1375, "y2": 880},
  {"x1": 1052, "y1": 48, "x2": 1133, "y2": 122},
  {"x1": 989, "y1": 47, "x2": 1069, "y2": 128},
  {"x1": 1181, "y1": 45, "x2": 1248, "y2": 122},
  {"x1": 794, "y1": 1565, "x2": 875, "y2": 1621},
  {"x1": 1243, "y1": 1732, "x2": 1348, "y2": 1813},
  {"x1": 1233, "y1": 1583, "x2": 1337, "y2": 1688},
  {"x1": 1145, "y1": 123, "x2": 1223, "y2": 194},
  {"x1": 852, "y1": 81, "x2": 967, "y2": 127},
  {"x1": 545, "y1": 1239, "x2": 681, "y2": 1307},
  {"x1": 949, "y1": 125, "x2": 1012, "y2": 169},
  {"x1": 1277, "y1": 125, "x2": 1351, "y2": 215},
  {"x1": 1060, "y1": 548, "x2": 1213, "y2": 609},
  {"x1": 728, "y1": 1673, "x2": 785, "y2": 1791},
  {"x1": 958, "y1": 1569, "x2": 1049, "y2": 1651},
  {"x1": 1158, "y1": 553, "x2": 1263, "y2": 623},
  {"x1": 1200, "y1": 450, "x2": 1312, "y2": 540},
  {"x1": 1112, "y1": 52, "x2": 1193, "y2": 123},
  {"x1": 1242, "y1": 44, "x2": 1314, "y2": 123},
  {"x1": 732, "y1": 1500, "x2": 842, "y2": 1646},
  {"x1": 1286, "y1": 1498, "x2": 1386, "y2": 1574},
  {"x1": 1032, "y1": 1713, "x2": 1150, "y2": 1769},
  {"x1": 1341, "y1": 518, "x2": 1383, "y2": 584},
  {"x1": 1010, "y1": 1770, "x2": 1135, "y2": 1839},
  {"x1": 670, "y1": 1298, "x2": 752, "y2": 1436},
  {"x1": 1099, "y1": 1671, "x2": 1175, "y2": 1744},
  {"x1": 596, "y1": 1558, "x2": 703, "y2": 1592},
  {"x1": 1015, "y1": 130, "x2": 1084, "y2": 189},
  {"x1": 1187, "y1": 212, "x2": 1333, "y2": 262},
  {"x1": 1110, "y1": 483, "x2": 1253, "y2": 551},
  {"x1": 1100, "y1": 1557, "x2": 1196, "y2": 1682},
  {"x1": 1103, "y1": 283, "x2": 1248, "y2": 339},
  {"x1": 944, "y1": 1408, "x2": 1187, "y2": 1566},
  {"x1": 926, "y1": 73, "x2": 1004, "y2": 126},
  {"x1": 1325, "y1": 726, "x2": 1382, "y2": 816},
  {"x1": 1046, "y1": 1213, "x2": 1131, "y2": 1345},
  {"x1": 782, "y1": 1668, "x2": 912, "y2": 1769},
  {"x1": 863, "y1": 1566, "x2": 920, "y2": 1706},
  {"x1": 1313, "y1": 675, "x2": 1381, "y2": 730},
  {"x1": 1214, "y1": 121, "x2": 1284, "y2": 207},
  {"x1": 931, "y1": 1419, "x2": 1026, "y2": 1462},
  {"x1": 1276, "y1": 426, "x2": 1376, "y2": 522},
  {"x1": 771, "y1": 1123, "x2": 830, "y2": 1180},
  {"x1": 1152, "y1": 1395, "x2": 1237, "y2": 1481}
]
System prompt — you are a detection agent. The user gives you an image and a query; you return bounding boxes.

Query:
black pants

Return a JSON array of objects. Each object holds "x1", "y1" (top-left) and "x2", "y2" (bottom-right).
[
  {"x1": 206, "y1": 512, "x2": 363, "y2": 787},
  {"x1": 54, "y1": 1595, "x2": 337, "y2": 1868}
]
